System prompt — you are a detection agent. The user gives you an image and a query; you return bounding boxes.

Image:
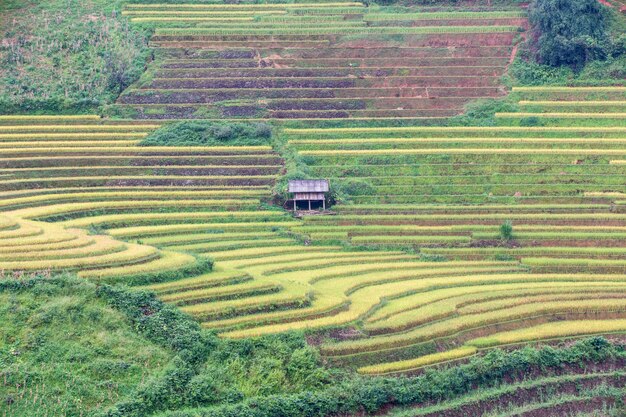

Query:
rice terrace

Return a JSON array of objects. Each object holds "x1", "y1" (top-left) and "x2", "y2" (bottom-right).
[{"x1": 0, "y1": 0, "x2": 625, "y2": 416}]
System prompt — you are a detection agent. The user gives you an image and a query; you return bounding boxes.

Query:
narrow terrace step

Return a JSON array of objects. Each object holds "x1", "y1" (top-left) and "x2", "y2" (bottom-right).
[{"x1": 119, "y1": 87, "x2": 504, "y2": 104}]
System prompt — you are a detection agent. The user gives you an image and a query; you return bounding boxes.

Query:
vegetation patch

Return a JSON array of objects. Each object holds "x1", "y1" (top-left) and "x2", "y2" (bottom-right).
[{"x1": 140, "y1": 121, "x2": 273, "y2": 146}]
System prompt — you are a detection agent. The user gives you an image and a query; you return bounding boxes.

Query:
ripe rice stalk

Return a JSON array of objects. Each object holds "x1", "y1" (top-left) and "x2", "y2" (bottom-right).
[
  {"x1": 357, "y1": 346, "x2": 477, "y2": 375},
  {"x1": 154, "y1": 25, "x2": 519, "y2": 35},
  {"x1": 495, "y1": 112, "x2": 626, "y2": 118},
  {"x1": 468, "y1": 319, "x2": 626, "y2": 347}
]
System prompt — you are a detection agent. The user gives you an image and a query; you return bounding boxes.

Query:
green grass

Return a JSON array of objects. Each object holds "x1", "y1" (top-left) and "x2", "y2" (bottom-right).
[{"x1": 0, "y1": 274, "x2": 171, "y2": 416}]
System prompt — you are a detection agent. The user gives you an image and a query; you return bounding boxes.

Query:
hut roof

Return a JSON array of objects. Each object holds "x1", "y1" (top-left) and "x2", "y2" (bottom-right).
[{"x1": 288, "y1": 179, "x2": 329, "y2": 193}]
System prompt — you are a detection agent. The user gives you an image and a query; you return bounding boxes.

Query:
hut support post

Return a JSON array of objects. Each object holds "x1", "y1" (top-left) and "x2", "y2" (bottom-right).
[
  {"x1": 322, "y1": 199, "x2": 325, "y2": 211},
  {"x1": 308, "y1": 200, "x2": 311, "y2": 211},
  {"x1": 294, "y1": 200, "x2": 296, "y2": 212}
]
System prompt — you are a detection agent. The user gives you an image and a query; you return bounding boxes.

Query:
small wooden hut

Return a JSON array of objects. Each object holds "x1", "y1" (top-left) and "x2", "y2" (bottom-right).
[{"x1": 288, "y1": 179, "x2": 329, "y2": 211}]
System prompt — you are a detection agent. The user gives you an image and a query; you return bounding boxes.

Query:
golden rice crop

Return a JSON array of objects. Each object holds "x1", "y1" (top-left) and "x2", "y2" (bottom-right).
[
  {"x1": 0, "y1": 133, "x2": 147, "y2": 140},
  {"x1": 131, "y1": 17, "x2": 255, "y2": 22},
  {"x1": 284, "y1": 126, "x2": 626, "y2": 134},
  {"x1": 322, "y1": 280, "x2": 626, "y2": 355},
  {"x1": 366, "y1": 281, "x2": 626, "y2": 325},
  {"x1": 79, "y1": 250, "x2": 196, "y2": 279},
  {"x1": 108, "y1": 221, "x2": 301, "y2": 238},
  {"x1": 0, "y1": 124, "x2": 159, "y2": 131},
  {"x1": 0, "y1": 115, "x2": 101, "y2": 120},
  {"x1": 167, "y1": 238, "x2": 294, "y2": 252},
  {"x1": 0, "y1": 145, "x2": 272, "y2": 154},
  {"x1": 160, "y1": 281, "x2": 279, "y2": 305},
  {"x1": 0, "y1": 242, "x2": 158, "y2": 271},
  {"x1": 299, "y1": 148, "x2": 626, "y2": 156},
  {"x1": 141, "y1": 270, "x2": 249, "y2": 295},
  {"x1": 0, "y1": 191, "x2": 262, "y2": 209},
  {"x1": 125, "y1": 2, "x2": 363, "y2": 8},
  {"x1": 11, "y1": 200, "x2": 260, "y2": 220},
  {"x1": 123, "y1": 10, "x2": 287, "y2": 15},
  {"x1": 495, "y1": 112, "x2": 626, "y2": 118},
  {"x1": 468, "y1": 319, "x2": 626, "y2": 347},
  {"x1": 358, "y1": 346, "x2": 477, "y2": 375},
  {"x1": 0, "y1": 236, "x2": 126, "y2": 261},
  {"x1": 61, "y1": 210, "x2": 289, "y2": 228},
  {"x1": 0, "y1": 140, "x2": 140, "y2": 148},
  {"x1": 289, "y1": 137, "x2": 626, "y2": 145}
]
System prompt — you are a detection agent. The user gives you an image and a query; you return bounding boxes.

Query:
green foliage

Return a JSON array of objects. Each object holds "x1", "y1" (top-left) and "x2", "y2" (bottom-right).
[
  {"x1": 500, "y1": 221, "x2": 514, "y2": 240},
  {"x1": 0, "y1": 273, "x2": 170, "y2": 417},
  {"x1": 528, "y1": 0, "x2": 610, "y2": 68},
  {"x1": 157, "y1": 337, "x2": 624, "y2": 417},
  {"x1": 0, "y1": 0, "x2": 150, "y2": 114},
  {"x1": 141, "y1": 121, "x2": 273, "y2": 147},
  {"x1": 448, "y1": 98, "x2": 519, "y2": 126}
]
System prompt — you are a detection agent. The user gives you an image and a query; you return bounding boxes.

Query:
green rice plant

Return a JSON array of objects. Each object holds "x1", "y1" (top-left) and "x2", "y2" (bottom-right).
[
  {"x1": 357, "y1": 346, "x2": 477, "y2": 375},
  {"x1": 522, "y1": 257, "x2": 626, "y2": 272},
  {"x1": 512, "y1": 87, "x2": 626, "y2": 92},
  {"x1": 518, "y1": 100, "x2": 626, "y2": 106}
]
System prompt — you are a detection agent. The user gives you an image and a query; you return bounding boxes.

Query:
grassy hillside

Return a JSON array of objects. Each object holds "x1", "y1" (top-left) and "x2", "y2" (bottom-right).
[
  {"x1": 0, "y1": 0, "x2": 150, "y2": 114},
  {"x1": 0, "y1": 274, "x2": 170, "y2": 416}
]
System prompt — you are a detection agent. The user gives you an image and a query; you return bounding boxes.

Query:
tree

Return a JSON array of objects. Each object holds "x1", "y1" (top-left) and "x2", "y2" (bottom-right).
[{"x1": 529, "y1": 0, "x2": 609, "y2": 68}]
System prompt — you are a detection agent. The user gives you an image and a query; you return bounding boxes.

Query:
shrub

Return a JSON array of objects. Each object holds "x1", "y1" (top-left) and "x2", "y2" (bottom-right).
[
  {"x1": 141, "y1": 121, "x2": 273, "y2": 146},
  {"x1": 500, "y1": 221, "x2": 513, "y2": 240}
]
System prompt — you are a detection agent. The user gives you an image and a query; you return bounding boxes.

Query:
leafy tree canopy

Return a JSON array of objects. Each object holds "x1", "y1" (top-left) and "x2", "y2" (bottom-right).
[{"x1": 529, "y1": 0, "x2": 609, "y2": 68}]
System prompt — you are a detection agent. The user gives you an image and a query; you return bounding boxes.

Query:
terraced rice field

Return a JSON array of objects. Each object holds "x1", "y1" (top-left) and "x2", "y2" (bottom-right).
[
  {"x1": 2, "y1": 1, "x2": 626, "y2": 387},
  {"x1": 281, "y1": 86, "x2": 626, "y2": 373},
  {"x1": 117, "y1": 2, "x2": 525, "y2": 120}
]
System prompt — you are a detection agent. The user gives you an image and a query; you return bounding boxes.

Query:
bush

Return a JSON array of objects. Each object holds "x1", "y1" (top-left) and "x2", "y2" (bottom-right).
[
  {"x1": 141, "y1": 121, "x2": 273, "y2": 146},
  {"x1": 500, "y1": 221, "x2": 514, "y2": 240}
]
